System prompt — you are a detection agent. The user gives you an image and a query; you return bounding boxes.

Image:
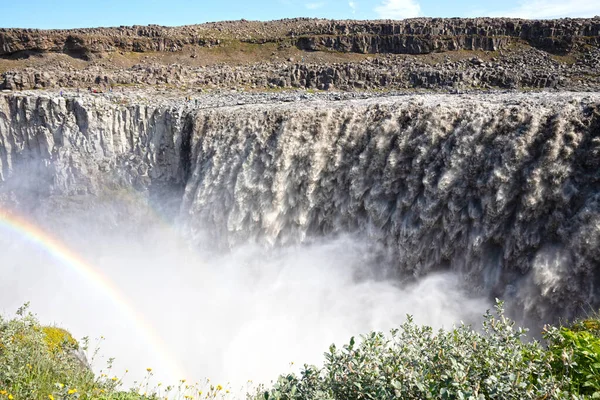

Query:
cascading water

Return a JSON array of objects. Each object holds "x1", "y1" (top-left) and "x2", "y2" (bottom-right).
[
  {"x1": 1, "y1": 91, "x2": 599, "y2": 386},
  {"x1": 179, "y1": 94, "x2": 600, "y2": 323}
]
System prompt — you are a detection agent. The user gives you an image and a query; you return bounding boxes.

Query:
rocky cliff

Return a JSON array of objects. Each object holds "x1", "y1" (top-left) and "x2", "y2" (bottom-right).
[
  {"x1": 2, "y1": 46, "x2": 599, "y2": 92},
  {"x1": 1, "y1": 18, "x2": 599, "y2": 92},
  {"x1": 0, "y1": 93, "x2": 187, "y2": 201},
  {"x1": 1, "y1": 91, "x2": 600, "y2": 325},
  {"x1": 1, "y1": 18, "x2": 600, "y2": 57}
]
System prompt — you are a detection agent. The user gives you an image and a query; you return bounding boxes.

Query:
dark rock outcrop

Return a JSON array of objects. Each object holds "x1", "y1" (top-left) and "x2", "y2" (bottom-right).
[
  {"x1": 1, "y1": 18, "x2": 599, "y2": 92},
  {"x1": 2, "y1": 45, "x2": 599, "y2": 92},
  {"x1": 1, "y1": 17, "x2": 599, "y2": 58}
]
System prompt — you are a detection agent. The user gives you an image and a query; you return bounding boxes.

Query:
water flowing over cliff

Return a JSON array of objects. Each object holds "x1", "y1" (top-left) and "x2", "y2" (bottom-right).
[{"x1": 1, "y1": 91, "x2": 599, "y2": 326}]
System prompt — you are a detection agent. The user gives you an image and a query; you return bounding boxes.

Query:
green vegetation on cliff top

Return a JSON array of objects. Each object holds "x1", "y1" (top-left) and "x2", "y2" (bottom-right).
[{"x1": 1, "y1": 302, "x2": 599, "y2": 400}]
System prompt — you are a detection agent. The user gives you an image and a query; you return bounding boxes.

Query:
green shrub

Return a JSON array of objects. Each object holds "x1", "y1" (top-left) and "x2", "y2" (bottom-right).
[
  {"x1": 570, "y1": 317, "x2": 600, "y2": 338},
  {"x1": 258, "y1": 302, "x2": 578, "y2": 400},
  {"x1": 3, "y1": 302, "x2": 600, "y2": 400},
  {"x1": 0, "y1": 305, "x2": 96, "y2": 399},
  {"x1": 0, "y1": 305, "x2": 230, "y2": 399},
  {"x1": 545, "y1": 319, "x2": 600, "y2": 397},
  {"x1": 0, "y1": 304, "x2": 143, "y2": 400}
]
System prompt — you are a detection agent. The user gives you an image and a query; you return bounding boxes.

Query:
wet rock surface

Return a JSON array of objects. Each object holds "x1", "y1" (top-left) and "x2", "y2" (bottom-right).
[{"x1": 1, "y1": 90, "x2": 600, "y2": 325}]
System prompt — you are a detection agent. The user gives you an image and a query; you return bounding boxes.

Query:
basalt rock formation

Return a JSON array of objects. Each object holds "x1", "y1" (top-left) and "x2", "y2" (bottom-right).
[
  {"x1": 2, "y1": 46, "x2": 600, "y2": 92},
  {"x1": 1, "y1": 18, "x2": 599, "y2": 92},
  {"x1": 1, "y1": 91, "x2": 599, "y2": 326},
  {"x1": 1, "y1": 18, "x2": 600, "y2": 57}
]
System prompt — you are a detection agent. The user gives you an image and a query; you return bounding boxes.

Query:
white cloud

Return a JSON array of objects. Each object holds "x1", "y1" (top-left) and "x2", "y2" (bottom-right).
[
  {"x1": 305, "y1": 2, "x2": 325, "y2": 9},
  {"x1": 494, "y1": 0, "x2": 600, "y2": 18},
  {"x1": 349, "y1": 1, "x2": 357, "y2": 14},
  {"x1": 374, "y1": 0, "x2": 421, "y2": 19}
]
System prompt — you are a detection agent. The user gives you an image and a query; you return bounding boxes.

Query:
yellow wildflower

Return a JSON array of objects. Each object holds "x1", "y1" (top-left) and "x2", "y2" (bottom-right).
[
  {"x1": 111, "y1": 377, "x2": 118, "y2": 382},
  {"x1": 216, "y1": 384, "x2": 223, "y2": 391},
  {"x1": 67, "y1": 389, "x2": 77, "y2": 395},
  {"x1": 8, "y1": 395, "x2": 13, "y2": 400},
  {"x1": 0, "y1": 390, "x2": 7, "y2": 396},
  {"x1": 48, "y1": 395, "x2": 55, "y2": 400},
  {"x1": 146, "y1": 368, "x2": 152, "y2": 372}
]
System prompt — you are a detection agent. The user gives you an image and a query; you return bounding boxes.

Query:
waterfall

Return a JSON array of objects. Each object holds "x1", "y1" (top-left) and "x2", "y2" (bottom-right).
[{"x1": 2, "y1": 92, "x2": 599, "y2": 324}]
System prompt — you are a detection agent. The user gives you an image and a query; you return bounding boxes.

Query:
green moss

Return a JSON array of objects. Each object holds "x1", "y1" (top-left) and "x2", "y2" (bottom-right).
[{"x1": 41, "y1": 326, "x2": 79, "y2": 353}]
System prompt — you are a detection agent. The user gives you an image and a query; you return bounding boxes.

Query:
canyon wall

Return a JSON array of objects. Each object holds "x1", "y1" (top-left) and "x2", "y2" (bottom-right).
[
  {"x1": 1, "y1": 18, "x2": 600, "y2": 57},
  {"x1": 1, "y1": 92, "x2": 599, "y2": 324}
]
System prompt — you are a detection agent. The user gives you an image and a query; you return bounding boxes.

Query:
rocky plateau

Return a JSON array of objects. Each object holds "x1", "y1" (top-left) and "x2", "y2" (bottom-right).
[{"x1": 0, "y1": 17, "x2": 599, "y2": 92}]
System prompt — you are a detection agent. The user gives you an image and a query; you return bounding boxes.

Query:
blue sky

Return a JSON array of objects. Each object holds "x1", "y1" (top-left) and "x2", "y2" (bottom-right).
[{"x1": 1, "y1": 0, "x2": 599, "y2": 29}]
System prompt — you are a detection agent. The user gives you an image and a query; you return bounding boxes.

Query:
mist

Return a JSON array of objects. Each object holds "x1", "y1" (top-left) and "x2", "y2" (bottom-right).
[
  {"x1": 0, "y1": 195, "x2": 489, "y2": 392},
  {"x1": 4, "y1": 91, "x2": 600, "y2": 393}
]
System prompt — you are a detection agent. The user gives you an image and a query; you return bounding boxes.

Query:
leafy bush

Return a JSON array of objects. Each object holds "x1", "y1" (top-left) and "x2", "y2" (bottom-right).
[
  {"x1": 0, "y1": 304, "x2": 153, "y2": 400},
  {"x1": 3, "y1": 302, "x2": 600, "y2": 400},
  {"x1": 0, "y1": 305, "x2": 95, "y2": 399},
  {"x1": 571, "y1": 318, "x2": 600, "y2": 337},
  {"x1": 258, "y1": 302, "x2": 582, "y2": 400},
  {"x1": 0, "y1": 305, "x2": 233, "y2": 399},
  {"x1": 545, "y1": 317, "x2": 600, "y2": 398}
]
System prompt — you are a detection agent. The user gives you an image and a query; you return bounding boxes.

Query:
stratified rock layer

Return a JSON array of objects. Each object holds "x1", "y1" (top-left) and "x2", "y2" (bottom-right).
[
  {"x1": 1, "y1": 18, "x2": 600, "y2": 56},
  {"x1": 1, "y1": 18, "x2": 599, "y2": 92}
]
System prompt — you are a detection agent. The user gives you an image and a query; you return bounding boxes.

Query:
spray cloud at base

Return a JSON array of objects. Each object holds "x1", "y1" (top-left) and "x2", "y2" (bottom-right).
[
  {"x1": 0, "y1": 199, "x2": 488, "y2": 389},
  {"x1": 2, "y1": 91, "x2": 600, "y2": 390}
]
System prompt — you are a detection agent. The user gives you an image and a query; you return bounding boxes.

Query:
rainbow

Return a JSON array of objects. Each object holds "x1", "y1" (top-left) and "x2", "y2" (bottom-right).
[{"x1": 0, "y1": 210, "x2": 187, "y2": 383}]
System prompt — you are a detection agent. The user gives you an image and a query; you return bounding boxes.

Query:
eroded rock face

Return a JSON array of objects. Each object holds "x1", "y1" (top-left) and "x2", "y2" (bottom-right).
[
  {"x1": 0, "y1": 94, "x2": 188, "y2": 206},
  {"x1": 1, "y1": 91, "x2": 600, "y2": 325},
  {"x1": 1, "y1": 18, "x2": 599, "y2": 57},
  {"x1": 1, "y1": 18, "x2": 598, "y2": 92},
  {"x1": 2, "y1": 45, "x2": 600, "y2": 92},
  {"x1": 0, "y1": 28, "x2": 220, "y2": 59}
]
